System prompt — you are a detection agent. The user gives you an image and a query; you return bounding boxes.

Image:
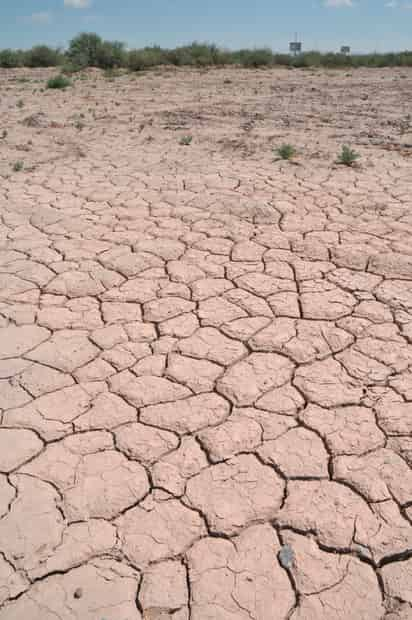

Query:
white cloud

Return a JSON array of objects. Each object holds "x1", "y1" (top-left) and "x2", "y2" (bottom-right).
[
  {"x1": 324, "y1": 0, "x2": 353, "y2": 6},
  {"x1": 26, "y1": 11, "x2": 53, "y2": 24},
  {"x1": 385, "y1": 1, "x2": 398, "y2": 6},
  {"x1": 64, "y1": 0, "x2": 92, "y2": 8}
]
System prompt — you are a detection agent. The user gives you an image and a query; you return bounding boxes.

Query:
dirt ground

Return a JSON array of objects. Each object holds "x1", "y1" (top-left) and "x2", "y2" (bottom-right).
[{"x1": 1, "y1": 65, "x2": 412, "y2": 619}]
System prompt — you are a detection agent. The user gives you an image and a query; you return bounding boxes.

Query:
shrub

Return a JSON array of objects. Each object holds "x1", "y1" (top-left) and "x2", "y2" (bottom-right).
[
  {"x1": 47, "y1": 74, "x2": 71, "y2": 89},
  {"x1": 61, "y1": 63, "x2": 82, "y2": 75},
  {"x1": 128, "y1": 47, "x2": 166, "y2": 71},
  {"x1": 167, "y1": 42, "x2": 232, "y2": 67},
  {"x1": 68, "y1": 33, "x2": 127, "y2": 69},
  {"x1": 166, "y1": 46, "x2": 192, "y2": 67},
  {"x1": 96, "y1": 41, "x2": 127, "y2": 69},
  {"x1": 25, "y1": 45, "x2": 62, "y2": 67},
  {"x1": 275, "y1": 144, "x2": 296, "y2": 160},
  {"x1": 292, "y1": 51, "x2": 322, "y2": 68},
  {"x1": 12, "y1": 161, "x2": 24, "y2": 172},
  {"x1": 0, "y1": 49, "x2": 24, "y2": 68},
  {"x1": 3, "y1": 36, "x2": 412, "y2": 72},
  {"x1": 180, "y1": 135, "x2": 193, "y2": 145},
  {"x1": 337, "y1": 145, "x2": 360, "y2": 166},
  {"x1": 67, "y1": 32, "x2": 103, "y2": 67},
  {"x1": 234, "y1": 48, "x2": 274, "y2": 68},
  {"x1": 272, "y1": 53, "x2": 292, "y2": 66}
]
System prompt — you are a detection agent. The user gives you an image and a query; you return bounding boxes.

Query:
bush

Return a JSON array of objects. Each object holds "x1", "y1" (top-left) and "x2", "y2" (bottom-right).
[
  {"x1": 272, "y1": 53, "x2": 292, "y2": 66},
  {"x1": 25, "y1": 45, "x2": 63, "y2": 67},
  {"x1": 96, "y1": 41, "x2": 127, "y2": 69},
  {"x1": 167, "y1": 42, "x2": 232, "y2": 67},
  {"x1": 180, "y1": 135, "x2": 193, "y2": 145},
  {"x1": 337, "y1": 145, "x2": 360, "y2": 166},
  {"x1": 3, "y1": 34, "x2": 412, "y2": 72},
  {"x1": 47, "y1": 74, "x2": 71, "y2": 89},
  {"x1": 166, "y1": 46, "x2": 192, "y2": 67},
  {"x1": 128, "y1": 47, "x2": 167, "y2": 71},
  {"x1": 0, "y1": 49, "x2": 25, "y2": 68},
  {"x1": 68, "y1": 32, "x2": 103, "y2": 67},
  {"x1": 275, "y1": 144, "x2": 296, "y2": 160},
  {"x1": 61, "y1": 63, "x2": 82, "y2": 75},
  {"x1": 170, "y1": 41, "x2": 231, "y2": 68},
  {"x1": 234, "y1": 48, "x2": 274, "y2": 68},
  {"x1": 12, "y1": 161, "x2": 24, "y2": 172},
  {"x1": 68, "y1": 33, "x2": 127, "y2": 69}
]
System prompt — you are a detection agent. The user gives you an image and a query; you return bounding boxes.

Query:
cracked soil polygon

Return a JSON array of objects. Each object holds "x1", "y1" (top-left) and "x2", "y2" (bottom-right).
[{"x1": 1, "y1": 65, "x2": 411, "y2": 618}]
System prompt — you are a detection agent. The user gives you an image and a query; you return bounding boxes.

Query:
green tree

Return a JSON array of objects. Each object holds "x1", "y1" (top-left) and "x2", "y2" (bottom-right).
[
  {"x1": 68, "y1": 32, "x2": 103, "y2": 67},
  {"x1": 26, "y1": 45, "x2": 62, "y2": 67},
  {"x1": 0, "y1": 49, "x2": 24, "y2": 68},
  {"x1": 96, "y1": 41, "x2": 126, "y2": 68}
]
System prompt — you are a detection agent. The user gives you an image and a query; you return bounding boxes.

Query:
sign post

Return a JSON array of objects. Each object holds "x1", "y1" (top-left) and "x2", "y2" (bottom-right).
[
  {"x1": 289, "y1": 41, "x2": 302, "y2": 56},
  {"x1": 289, "y1": 33, "x2": 302, "y2": 56}
]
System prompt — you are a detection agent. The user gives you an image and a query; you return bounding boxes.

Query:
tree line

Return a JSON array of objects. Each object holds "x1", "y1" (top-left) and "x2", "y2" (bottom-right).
[{"x1": 1, "y1": 32, "x2": 412, "y2": 70}]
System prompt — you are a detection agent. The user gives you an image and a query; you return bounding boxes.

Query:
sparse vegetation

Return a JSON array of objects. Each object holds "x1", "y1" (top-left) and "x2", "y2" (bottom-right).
[
  {"x1": 128, "y1": 47, "x2": 167, "y2": 71},
  {"x1": 275, "y1": 144, "x2": 296, "y2": 160},
  {"x1": 25, "y1": 45, "x2": 63, "y2": 68},
  {"x1": 61, "y1": 63, "x2": 82, "y2": 75},
  {"x1": 16, "y1": 99, "x2": 24, "y2": 108},
  {"x1": 166, "y1": 43, "x2": 233, "y2": 67},
  {"x1": 1, "y1": 35, "x2": 412, "y2": 71},
  {"x1": 337, "y1": 145, "x2": 360, "y2": 166},
  {"x1": 67, "y1": 33, "x2": 126, "y2": 69},
  {"x1": 0, "y1": 49, "x2": 25, "y2": 68},
  {"x1": 234, "y1": 48, "x2": 274, "y2": 68},
  {"x1": 47, "y1": 75, "x2": 71, "y2": 90},
  {"x1": 12, "y1": 161, "x2": 24, "y2": 172},
  {"x1": 180, "y1": 135, "x2": 193, "y2": 146},
  {"x1": 1, "y1": 129, "x2": 8, "y2": 139}
]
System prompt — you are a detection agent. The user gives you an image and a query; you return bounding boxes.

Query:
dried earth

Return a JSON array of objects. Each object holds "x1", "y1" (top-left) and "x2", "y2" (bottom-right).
[{"x1": 0, "y1": 65, "x2": 412, "y2": 619}]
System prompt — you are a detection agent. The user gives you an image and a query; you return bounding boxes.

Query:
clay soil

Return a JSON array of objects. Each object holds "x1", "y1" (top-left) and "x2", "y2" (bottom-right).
[{"x1": 1, "y1": 65, "x2": 412, "y2": 619}]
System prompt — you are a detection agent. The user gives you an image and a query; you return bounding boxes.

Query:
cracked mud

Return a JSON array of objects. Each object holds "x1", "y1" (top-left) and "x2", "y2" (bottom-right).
[{"x1": 1, "y1": 65, "x2": 412, "y2": 619}]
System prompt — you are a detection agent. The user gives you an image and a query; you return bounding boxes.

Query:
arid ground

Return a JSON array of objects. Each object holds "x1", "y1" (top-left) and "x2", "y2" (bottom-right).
[{"x1": 1, "y1": 65, "x2": 412, "y2": 619}]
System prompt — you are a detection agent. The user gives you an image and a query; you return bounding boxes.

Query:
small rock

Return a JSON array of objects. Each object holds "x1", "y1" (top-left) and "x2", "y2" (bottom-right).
[{"x1": 278, "y1": 544, "x2": 295, "y2": 569}]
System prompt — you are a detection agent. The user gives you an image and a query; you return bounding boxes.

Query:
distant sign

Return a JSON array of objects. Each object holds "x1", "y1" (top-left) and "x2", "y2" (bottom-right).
[
  {"x1": 340, "y1": 46, "x2": 351, "y2": 55},
  {"x1": 289, "y1": 42, "x2": 302, "y2": 53}
]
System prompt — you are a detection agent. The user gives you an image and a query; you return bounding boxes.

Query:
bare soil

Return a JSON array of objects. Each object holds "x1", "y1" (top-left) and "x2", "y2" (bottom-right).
[{"x1": 1, "y1": 66, "x2": 412, "y2": 619}]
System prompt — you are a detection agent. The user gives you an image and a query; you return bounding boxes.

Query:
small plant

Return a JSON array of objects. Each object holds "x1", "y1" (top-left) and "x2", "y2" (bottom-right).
[
  {"x1": 12, "y1": 160, "x2": 24, "y2": 172},
  {"x1": 46, "y1": 74, "x2": 71, "y2": 90},
  {"x1": 180, "y1": 135, "x2": 193, "y2": 146},
  {"x1": 337, "y1": 145, "x2": 360, "y2": 166},
  {"x1": 16, "y1": 99, "x2": 24, "y2": 108},
  {"x1": 62, "y1": 63, "x2": 81, "y2": 76},
  {"x1": 1, "y1": 129, "x2": 7, "y2": 139},
  {"x1": 275, "y1": 144, "x2": 296, "y2": 160}
]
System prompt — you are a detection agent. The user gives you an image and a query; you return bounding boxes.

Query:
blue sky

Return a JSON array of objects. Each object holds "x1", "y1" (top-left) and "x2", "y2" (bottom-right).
[{"x1": 1, "y1": 0, "x2": 412, "y2": 52}]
